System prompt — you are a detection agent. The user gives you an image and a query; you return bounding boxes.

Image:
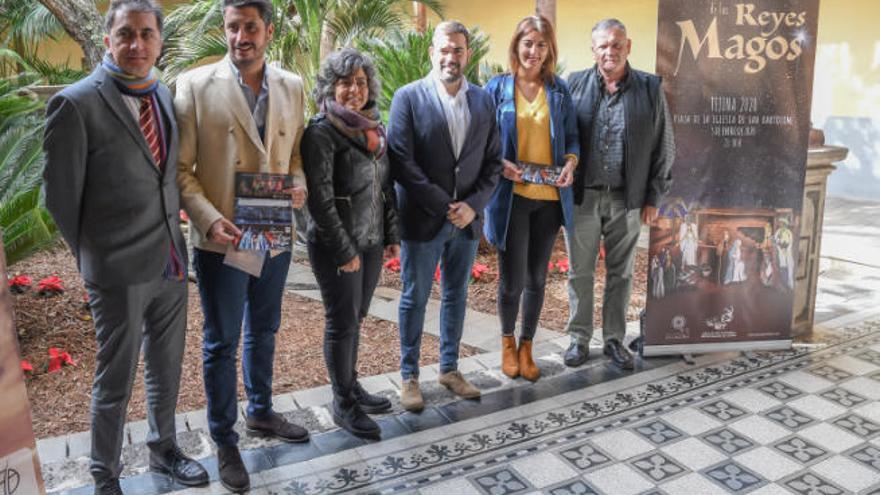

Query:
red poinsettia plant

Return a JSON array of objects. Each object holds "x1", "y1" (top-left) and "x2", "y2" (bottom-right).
[
  {"x1": 8, "y1": 275, "x2": 32, "y2": 294},
  {"x1": 37, "y1": 276, "x2": 65, "y2": 296},
  {"x1": 20, "y1": 348, "x2": 76, "y2": 376},
  {"x1": 383, "y1": 257, "x2": 401, "y2": 273}
]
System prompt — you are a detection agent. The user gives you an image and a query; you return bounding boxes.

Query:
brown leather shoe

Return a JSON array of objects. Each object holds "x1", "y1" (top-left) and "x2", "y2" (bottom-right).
[
  {"x1": 518, "y1": 339, "x2": 540, "y2": 382},
  {"x1": 400, "y1": 378, "x2": 424, "y2": 412},
  {"x1": 438, "y1": 371, "x2": 481, "y2": 399},
  {"x1": 501, "y1": 335, "x2": 519, "y2": 378}
]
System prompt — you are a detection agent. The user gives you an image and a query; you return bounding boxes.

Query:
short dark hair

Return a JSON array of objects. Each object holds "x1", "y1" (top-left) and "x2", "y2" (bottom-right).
[
  {"x1": 222, "y1": 0, "x2": 274, "y2": 27},
  {"x1": 432, "y1": 20, "x2": 470, "y2": 48},
  {"x1": 313, "y1": 48, "x2": 380, "y2": 107},
  {"x1": 105, "y1": 0, "x2": 163, "y2": 33}
]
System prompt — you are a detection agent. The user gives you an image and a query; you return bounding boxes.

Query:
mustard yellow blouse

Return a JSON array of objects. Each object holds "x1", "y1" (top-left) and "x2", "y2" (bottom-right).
[{"x1": 514, "y1": 85, "x2": 559, "y2": 201}]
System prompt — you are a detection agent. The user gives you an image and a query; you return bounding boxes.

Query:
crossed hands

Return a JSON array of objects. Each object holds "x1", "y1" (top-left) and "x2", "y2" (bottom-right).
[{"x1": 447, "y1": 202, "x2": 476, "y2": 229}]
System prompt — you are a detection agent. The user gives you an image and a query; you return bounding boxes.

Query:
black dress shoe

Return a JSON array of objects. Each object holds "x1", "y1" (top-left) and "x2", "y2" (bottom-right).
[
  {"x1": 149, "y1": 446, "x2": 208, "y2": 487},
  {"x1": 563, "y1": 342, "x2": 589, "y2": 367},
  {"x1": 333, "y1": 401, "x2": 381, "y2": 440},
  {"x1": 93, "y1": 478, "x2": 122, "y2": 495},
  {"x1": 353, "y1": 381, "x2": 392, "y2": 414},
  {"x1": 245, "y1": 411, "x2": 309, "y2": 442},
  {"x1": 603, "y1": 339, "x2": 634, "y2": 370},
  {"x1": 217, "y1": 444, "x2": 250, "y2": 493}
]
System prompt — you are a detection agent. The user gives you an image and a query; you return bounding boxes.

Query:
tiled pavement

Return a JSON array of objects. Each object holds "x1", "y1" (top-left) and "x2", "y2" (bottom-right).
[{"x1": 44, "y1": 318, "x2": 880, "y2": 494}]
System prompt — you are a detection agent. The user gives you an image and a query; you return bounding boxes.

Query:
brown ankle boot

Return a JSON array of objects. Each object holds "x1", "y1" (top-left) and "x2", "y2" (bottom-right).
[
  {"x1": 518, "y1": 339, "x2": 540, "y2": 382},
  {"x1": 501, "y1": 335, "x2": 519, "y2": 378}
]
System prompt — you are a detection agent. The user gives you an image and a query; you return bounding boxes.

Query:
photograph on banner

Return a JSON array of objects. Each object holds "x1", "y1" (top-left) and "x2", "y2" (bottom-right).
[{"x1": 646, "y1": 0, "x2": 819, "y2": 353}]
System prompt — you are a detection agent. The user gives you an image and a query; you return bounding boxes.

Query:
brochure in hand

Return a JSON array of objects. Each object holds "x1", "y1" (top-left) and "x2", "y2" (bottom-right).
[
  {"x1": 233, "y1": 172, "x2": 293, "y2": 251},
  {"x1": 517, "y1": 161, "x2": 563, "y2": 185}
]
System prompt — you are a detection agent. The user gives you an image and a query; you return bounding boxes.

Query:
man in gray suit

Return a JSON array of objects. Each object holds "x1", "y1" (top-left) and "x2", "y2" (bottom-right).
[
  {"x1": 387, "y1": 21, "x2": 502, "y2": 411},
  {"x1": 42, "y1": 1, "x2": 207, "y2": 493}
]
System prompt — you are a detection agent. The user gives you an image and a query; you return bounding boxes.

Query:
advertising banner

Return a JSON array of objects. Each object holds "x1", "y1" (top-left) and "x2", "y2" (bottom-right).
[
  {"x1": 645, "y1": 0, "x2": 820, "y2": 355},
  {"x1": 0, "y1": 235, "x2": 45, "y2": 494}
]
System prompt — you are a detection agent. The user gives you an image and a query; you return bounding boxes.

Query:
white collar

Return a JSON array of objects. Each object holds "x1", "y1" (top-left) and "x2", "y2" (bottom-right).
[{"x1": 431, "y1": 72, "x2": 469, "y2": 101}]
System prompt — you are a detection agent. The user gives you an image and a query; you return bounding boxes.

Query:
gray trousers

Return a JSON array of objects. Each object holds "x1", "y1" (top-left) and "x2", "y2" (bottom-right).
[
  {"x1": 84, "y1": 277, "x2": 187, "y2": 481},
  {"x1": 565, "y1": 189, "x2": 641, "y2": 344}
]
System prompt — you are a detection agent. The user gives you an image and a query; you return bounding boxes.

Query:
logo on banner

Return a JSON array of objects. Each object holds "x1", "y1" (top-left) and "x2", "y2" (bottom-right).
[
  {"x1": 0, "y1": 450, "x2": 38, "y2": 495},
  {"x1": 1, "y1": 462, "x2": 20, "y2": 495},
  {"x1": 667, "y1": 315, "x2": 690, "y2": 340},
  {"x1": 702, "y1": 306, "x2": 736, "y2": 338}
]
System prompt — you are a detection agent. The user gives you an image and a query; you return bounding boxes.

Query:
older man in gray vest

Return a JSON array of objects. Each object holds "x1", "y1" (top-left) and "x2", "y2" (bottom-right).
[
  {"x1": 564, "y1": 18, "x2": 674, "y2": 369},
  {"x1": 43, "y1": 1, "x2": 208, "y2": 493}
]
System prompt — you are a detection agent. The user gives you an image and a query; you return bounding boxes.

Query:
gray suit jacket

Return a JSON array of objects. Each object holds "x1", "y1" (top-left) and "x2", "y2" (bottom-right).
[
  {"x1": 43, "y1": 67, "x2": 187, "y2": 287},
  {"x1": 387, "y1": 76, "x2": 502, "y2": 241}
]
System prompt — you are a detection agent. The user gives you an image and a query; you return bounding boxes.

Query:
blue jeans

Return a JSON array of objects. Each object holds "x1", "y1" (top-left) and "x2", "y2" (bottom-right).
[
  {"x1": 193, "y1": 248, "x2": 290, "y2": 447},
  {"x1": 398, "y1": 221, "x2": 479, "y2": 379}
]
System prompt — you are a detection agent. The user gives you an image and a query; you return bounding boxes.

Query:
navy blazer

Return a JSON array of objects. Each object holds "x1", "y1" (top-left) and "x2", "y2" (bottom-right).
[
  {"x1": 482, "y1": 74, "x2": 580, "y2": 249},
  {"x1": 387, "y1": 76, "x2": 503, "y2": 241}
]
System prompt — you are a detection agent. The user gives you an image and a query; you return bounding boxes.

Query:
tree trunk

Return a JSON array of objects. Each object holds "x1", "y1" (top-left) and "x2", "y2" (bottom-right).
[
  {"x1": 413, "y1": 2, "x2": 426, "y2": 34},
  {"x1": 535, "y1": 0, "x2": 556, "y2": 26},
  {"x1": 37, "y1": 0, "x2": 103, "y2": 70}
]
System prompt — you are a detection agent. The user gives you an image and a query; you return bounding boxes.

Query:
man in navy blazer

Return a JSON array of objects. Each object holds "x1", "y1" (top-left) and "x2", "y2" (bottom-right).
[{"x1": 388, "y1": 20, "x2": 502, "y2": 411}]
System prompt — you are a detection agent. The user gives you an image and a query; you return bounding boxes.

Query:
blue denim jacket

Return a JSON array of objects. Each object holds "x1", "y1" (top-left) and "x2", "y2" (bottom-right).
[{"x1": 482, "y1": 73, "x2": 580, "y2": 249}]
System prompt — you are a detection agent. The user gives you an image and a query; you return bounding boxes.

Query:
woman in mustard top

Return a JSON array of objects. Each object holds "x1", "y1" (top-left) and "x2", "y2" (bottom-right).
[{"x1": 484, "y1": 15, "x2": 580, "y2": 381}]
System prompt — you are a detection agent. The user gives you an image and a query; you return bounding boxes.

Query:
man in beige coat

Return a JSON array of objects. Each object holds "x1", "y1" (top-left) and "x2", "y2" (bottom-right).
[{"x1": 175, "y1": 0, "x2": 307, "y2": 492}]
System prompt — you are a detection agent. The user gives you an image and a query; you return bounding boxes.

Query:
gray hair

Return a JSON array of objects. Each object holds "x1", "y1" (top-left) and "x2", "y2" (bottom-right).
[
  {"x1": 591, "y1": 18, "x2": 627, "y2": 37},
  {"x1": 105, "y1": 0, "x2": 163, "y2": 33},
  {"x1": 313, "y1": 47, "x2": 380, "y2": 106},
  {"x1": 222, "y1": 0, "x2": 274, "y2": 27},
  {"x1": 432, "y1": 20, "x2": 470, "y2": 47}
]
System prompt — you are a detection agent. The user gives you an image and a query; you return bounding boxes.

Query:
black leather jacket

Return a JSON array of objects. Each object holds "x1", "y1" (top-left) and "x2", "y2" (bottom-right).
[
  {"x1": 567, "y1": 65, "x2": 674, "y2": 209},
  {"x1": 301, "y1": 115, "x2": 399, "y2": 265}
]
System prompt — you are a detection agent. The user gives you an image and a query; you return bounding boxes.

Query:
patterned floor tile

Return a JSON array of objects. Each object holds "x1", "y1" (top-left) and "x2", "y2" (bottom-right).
[
  {"x1": 555, "y1": 442, "x2": 612, "y2": 472},
  {"x1": 724, "y1": 389, "x2": 782, "y2": 413},
  {"x1": 590, "y1": 430, "x2": 655, "y2": 461},
  {"x1": 699, "y1": 400, "x2": 748, "y2": 422},
  {"x1": 805, "y1": 364, "x2": 852, "y2": 382},
  {"x1": 745, "y1": 485, "x2": 794, "y2": 495},
  {"x1": 781, "y1": 472, "x2": 846, "y2": 495},
  {"x1": 629, "y1": 452, "x2": 686, "y2": 483},
  {"x1": 659, "y1": 472, "x2": 729, "y2": 495},
  {"x1": 826, "y1": 355, "x2": 880, "y2": 376},
  {"x1": 799, "y1": 423, "x2": 864, "y2": 453},
  {"x1": 777, "y1": 371, "x2": 835, "y2": 394},
  {"x1": 543, "y1": 479, "x2": 601, "y2": 495},
  {"x1": 509, "y1": 453, "x2": 578, "y2": 489},
  {"x1": 632, "y1": 420, "x2": 685, "y2": 445},
  {"x1": 812, "y1": 456, "x2": 880, "y2": 492},
  {"x1": 785, "y1": 395, "x2": 847, "y2": 421},
  {"x1": 733, "y1": 447, "x2": 802, "y2": 481},
  {"x1": 856, "y1": 402, "x2": 880, "y2": 424},
  {"x1": 773, "y1": 435, "x2": 831, "y2": 465},
  {"x1": 762, "y1": 406, "x2": 816, "y2": 429},
  {"x1": 847, "y1": 443, "x2": 880, "y2": 472},
  {"x1": 468, "y1": 468, "x2": 533, "y2": 495},
  {"x1": 701, "y1": 461, "x2": 766, "y2": 493},
  {"x1": 840, "y1": 377, "x2": 880, "y2": 400},
  {"x1": 833, "y1": 414, "x2": 880, "y2": 438},
  {"x1": 419, "y1": 477, "x2": 483, "y2": 495},
  {"x1": 729, "y1": 415, "x2": 792, "y2": 444},
  {"x1": 701, "y1": 428, "x2": 756, "y2": 455},
  {"x1": 584, "y1": 464, "x2": 654, "y2": 495},
  {"x1": 819, "y1": 387, "x2": 868, "y2": 408},
  {"x1": 756, "y1": 381, "x2": 805, "y2": 401},
  {"x1": 661, "y1": 438, "x2": 726, "y2": 471},
  {"x1": 852, "y1": 349, "x2": 880, "y2": 366},
  {"x1": 660, "y1": 408, "x2": 722, "y2": 436}
]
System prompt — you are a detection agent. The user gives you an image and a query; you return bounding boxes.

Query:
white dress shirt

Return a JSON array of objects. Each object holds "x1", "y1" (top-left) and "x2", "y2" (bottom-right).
[{"x1": 432, "y1": 72, "x2": 471, "y2": 160}]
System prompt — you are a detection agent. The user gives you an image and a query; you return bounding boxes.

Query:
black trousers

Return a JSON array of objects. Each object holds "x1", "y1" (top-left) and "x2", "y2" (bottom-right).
[
  {"x1": 308, "y1": 242, "x2": 383, "y2": 406},
  {"x1": 498, "y1": 195, "x2": 563, "y2": 340}
]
